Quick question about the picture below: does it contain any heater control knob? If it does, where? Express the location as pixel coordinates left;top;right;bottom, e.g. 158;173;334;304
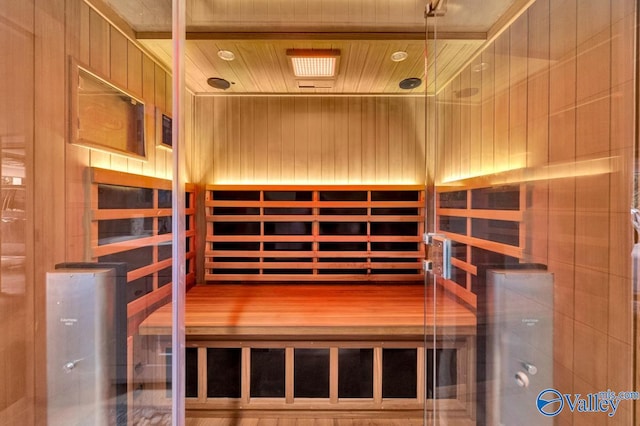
515;371;530;388
63;360;79;373
522;362;538;376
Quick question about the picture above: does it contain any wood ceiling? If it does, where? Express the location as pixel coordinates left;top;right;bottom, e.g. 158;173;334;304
101;0;529;95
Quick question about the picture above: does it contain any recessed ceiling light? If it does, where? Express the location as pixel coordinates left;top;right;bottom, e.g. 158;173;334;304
390;51;408;62
286;49;340;78
217;50;235;61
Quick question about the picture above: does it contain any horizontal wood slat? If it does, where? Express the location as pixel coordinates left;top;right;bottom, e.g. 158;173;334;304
92;234;172;258
205;185;425;282
91;166;173;190
206;200;424;208
90;167;197;319
207;250;423;258
205;261;422;269
208;215;425;223
93;208;173;220
203;274;425;282
436;181;525;307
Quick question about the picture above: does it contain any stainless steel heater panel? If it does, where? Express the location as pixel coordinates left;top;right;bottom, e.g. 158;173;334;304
46;268;116;426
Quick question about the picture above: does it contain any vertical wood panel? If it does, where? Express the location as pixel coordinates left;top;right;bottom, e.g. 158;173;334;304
493;32;510;171
196;95;426;185
509;13;528;169
361;97;377;182
459;68;471;178
320;97;335;182
527;0;550;168
307;97;322;182
109;27;127;89
240;98;254;181
415;97;426;183
34;0;66;418
213;97;228;182
375;97;389;181
450;76;461;180
402;98;417;183
153;64;169;177
88;9;111;169
294;97;309;182
469;57;482;177
481;42;495;174
281;97;296;182
267;97;282;182
127;41;143;97
387;97;403;182
348;98;362;182
141;55;157;176
253;97;269;182
88;8;109;76
334;98;349;182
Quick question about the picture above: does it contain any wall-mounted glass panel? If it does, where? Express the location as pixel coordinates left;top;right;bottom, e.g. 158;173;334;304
338;349;373;398
98;184;153;209
382;349;417;398
471;186;519;210
294;349;330;398
264;222;312;235
158;216;172;235
158;189;172;208
250;349;285;398
319;222;366;235
212;191;260;201
98;246;153;271
320;191;367;201
471;218;519;246
98;218;153;245
427;349;457;399
185;348;198;398
371;191;419;201
158;266;172;287
438;191;466;209
212;222;260;235
207;348;241;398
126;274;153;302
439;216;466;235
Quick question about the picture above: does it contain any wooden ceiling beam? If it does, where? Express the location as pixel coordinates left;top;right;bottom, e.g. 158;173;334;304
135;31;487;42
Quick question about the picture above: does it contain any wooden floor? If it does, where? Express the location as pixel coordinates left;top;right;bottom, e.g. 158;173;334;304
139;284;476;338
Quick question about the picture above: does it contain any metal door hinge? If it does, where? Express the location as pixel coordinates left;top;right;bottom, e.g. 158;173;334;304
424;233;452;279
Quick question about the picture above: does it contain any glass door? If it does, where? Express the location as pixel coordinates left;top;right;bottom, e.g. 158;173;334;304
429;0;638;424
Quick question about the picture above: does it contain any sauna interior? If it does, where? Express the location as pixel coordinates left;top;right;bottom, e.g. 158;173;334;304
1;0;638;425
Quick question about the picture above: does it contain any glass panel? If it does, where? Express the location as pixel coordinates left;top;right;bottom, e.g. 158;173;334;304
382;349;417;398
98;218;153;245
338;349;373;399
431;2;638;426
427;349;457;399
185;348;198;398
294;349;330;398
98;184;153;209
250;349;285;398
207;348;242;398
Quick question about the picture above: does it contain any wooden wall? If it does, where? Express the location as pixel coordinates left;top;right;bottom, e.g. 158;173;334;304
0;0;189;423
0;1;35;424
192;96;426;185
434;0;636;424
